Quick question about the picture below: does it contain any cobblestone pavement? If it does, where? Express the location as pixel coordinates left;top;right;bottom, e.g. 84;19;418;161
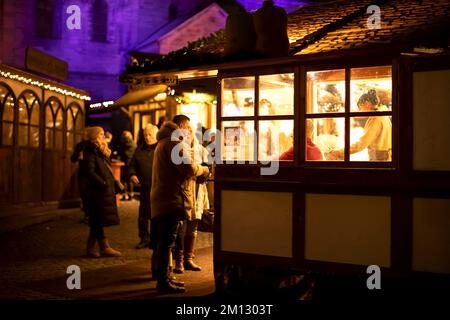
0;200;213;299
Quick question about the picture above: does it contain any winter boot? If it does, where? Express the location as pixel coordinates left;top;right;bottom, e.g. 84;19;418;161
184;234;202;271
86;237;100;258
173;249;184;274
98;238;122;257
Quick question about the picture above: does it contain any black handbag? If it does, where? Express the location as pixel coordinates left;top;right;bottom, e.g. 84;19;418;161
198;209;214;233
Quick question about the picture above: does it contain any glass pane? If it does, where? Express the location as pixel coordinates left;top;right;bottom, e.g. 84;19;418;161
351;66;392;112
75;112;84;132
30;126;40;148
45;128;54;149
66;131;74;150
350;116;392;162
310;117;345;161
350;66;392;112
72;105;79;118
222;77;255;117
221;120;255;161
0;85;8;104
259;74;294;116
259;120;294;161
45;106;54;128
18;124;28;147
67;109;74;131
18;99;29;124
25;92;37;107
55;108;63;129
55;130;63;150
2;95;15;121
307;70;345;114
30;102;40;126
2;122;13;145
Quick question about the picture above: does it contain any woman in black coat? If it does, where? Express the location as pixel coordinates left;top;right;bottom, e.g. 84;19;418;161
82;126;121;258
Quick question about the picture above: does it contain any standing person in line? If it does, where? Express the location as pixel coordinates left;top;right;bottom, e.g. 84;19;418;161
71;128;90;223
82;126;122;258
173;127;210;274
118;130;137;200
151;115;209;293
129;124;158;249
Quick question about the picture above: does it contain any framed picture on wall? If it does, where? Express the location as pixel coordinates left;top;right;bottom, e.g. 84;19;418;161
224;126;240;146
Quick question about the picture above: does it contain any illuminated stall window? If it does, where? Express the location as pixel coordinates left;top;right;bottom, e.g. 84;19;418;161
0;84;15;146
220;73;295;162
222;120;255;162
45;99;64;150
222;77;255;117
306;66;392;163
17;91;40;148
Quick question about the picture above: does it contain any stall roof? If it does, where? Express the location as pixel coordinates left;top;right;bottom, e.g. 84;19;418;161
113;85;166;107
122;0;450;77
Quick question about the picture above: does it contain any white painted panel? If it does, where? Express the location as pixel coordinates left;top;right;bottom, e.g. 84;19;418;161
221;190;292;257
305;194;391;267
413;70;450;170
413;198;450;274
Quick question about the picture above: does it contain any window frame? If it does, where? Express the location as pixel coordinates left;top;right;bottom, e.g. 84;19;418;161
218;66;298;166
17;90;41;149
303;64;395;169
217;62;397;171
44;97;64;150
67;102;83;150
0;82;16;147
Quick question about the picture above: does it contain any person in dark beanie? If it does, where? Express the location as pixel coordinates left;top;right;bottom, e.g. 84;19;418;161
129;124;158;249
82;126;121;258
151;115;209;293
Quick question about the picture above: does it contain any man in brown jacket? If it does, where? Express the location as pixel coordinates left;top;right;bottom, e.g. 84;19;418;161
151;115;209;293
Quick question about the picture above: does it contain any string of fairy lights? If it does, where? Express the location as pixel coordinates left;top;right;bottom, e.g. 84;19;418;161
0;69;91;101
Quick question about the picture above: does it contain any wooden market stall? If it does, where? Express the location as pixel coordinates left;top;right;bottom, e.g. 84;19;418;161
0;64;90;212
121;0;450;294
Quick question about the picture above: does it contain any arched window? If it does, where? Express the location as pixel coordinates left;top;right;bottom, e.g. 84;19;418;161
66;103;84;150
74;104;84;144
45;98;63;150
35;0;61;38
0;83;15;146
91;0;108;42
17;91;41;148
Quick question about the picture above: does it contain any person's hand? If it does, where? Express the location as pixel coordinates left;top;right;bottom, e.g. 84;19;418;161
327;149;344;160
79;151;84;160
203;166;210;177
130;175;140;185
